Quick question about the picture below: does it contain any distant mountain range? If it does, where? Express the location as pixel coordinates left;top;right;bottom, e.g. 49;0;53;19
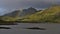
4;7;39;17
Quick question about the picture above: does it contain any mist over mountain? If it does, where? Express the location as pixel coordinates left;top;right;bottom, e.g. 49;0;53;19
3;10;21;17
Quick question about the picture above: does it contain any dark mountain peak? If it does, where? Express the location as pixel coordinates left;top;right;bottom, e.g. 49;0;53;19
28;7;37;11
23;7;37;12
20;7;37;16
23;7;37;11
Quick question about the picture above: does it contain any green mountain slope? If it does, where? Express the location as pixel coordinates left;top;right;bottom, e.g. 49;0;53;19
21;5;60;23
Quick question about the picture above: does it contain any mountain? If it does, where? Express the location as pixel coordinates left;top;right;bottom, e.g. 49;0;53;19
4;10;21;17
1;7;42;21
20;7;37;16
4;7;37;17
21;5;60;23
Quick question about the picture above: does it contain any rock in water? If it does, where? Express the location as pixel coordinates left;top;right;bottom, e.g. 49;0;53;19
0;27;11;29
26;27;46;30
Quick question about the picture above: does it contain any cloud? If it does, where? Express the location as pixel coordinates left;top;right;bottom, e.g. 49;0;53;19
0;0;60;15
0;0;60;9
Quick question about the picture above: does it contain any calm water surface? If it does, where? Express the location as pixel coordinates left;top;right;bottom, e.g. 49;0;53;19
0;23;60;34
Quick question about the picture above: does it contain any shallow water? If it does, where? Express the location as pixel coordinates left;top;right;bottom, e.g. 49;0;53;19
0;23;60;34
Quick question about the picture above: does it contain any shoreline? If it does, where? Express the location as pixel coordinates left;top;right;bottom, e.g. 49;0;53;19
0;21;60;25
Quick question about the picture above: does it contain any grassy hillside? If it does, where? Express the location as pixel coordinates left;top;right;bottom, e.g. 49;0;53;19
21;5;60;23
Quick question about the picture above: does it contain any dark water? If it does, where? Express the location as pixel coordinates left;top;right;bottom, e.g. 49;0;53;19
0;23;60;34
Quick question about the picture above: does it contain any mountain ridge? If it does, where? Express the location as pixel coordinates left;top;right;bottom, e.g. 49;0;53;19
21;5;60;23
4;7;37;17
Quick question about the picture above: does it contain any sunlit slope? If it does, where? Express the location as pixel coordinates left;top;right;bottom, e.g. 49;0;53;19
22;6;60;23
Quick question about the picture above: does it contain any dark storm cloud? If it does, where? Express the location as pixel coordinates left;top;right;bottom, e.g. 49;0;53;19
0;0;60;15
0;0;60;9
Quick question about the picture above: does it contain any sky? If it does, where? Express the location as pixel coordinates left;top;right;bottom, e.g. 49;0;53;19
0;0;60;15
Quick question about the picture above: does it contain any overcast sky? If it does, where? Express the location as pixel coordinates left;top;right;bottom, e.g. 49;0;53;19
0;0;60;15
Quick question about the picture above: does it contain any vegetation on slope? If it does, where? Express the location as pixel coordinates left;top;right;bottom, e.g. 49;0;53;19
21;5;60;23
